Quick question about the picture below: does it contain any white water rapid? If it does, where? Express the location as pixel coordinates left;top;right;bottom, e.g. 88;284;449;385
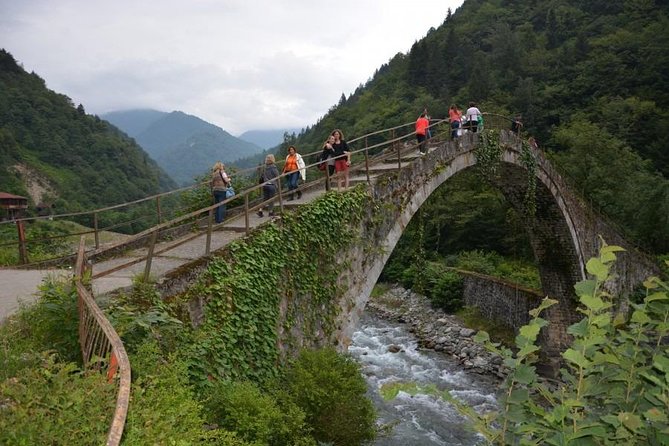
350;312;499;445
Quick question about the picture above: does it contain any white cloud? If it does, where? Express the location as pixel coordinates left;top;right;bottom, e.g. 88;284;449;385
1;0;464;134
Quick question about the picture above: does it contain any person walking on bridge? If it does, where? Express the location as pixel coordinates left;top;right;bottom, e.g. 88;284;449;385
448;104;462;139
332;129;351;190
211;161;231;224
415;112;430;155
258;154;279;217
321;135;336;191
282;145;305;201
465;102;482;133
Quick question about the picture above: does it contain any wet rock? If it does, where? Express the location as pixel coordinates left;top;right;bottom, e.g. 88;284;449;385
367;284;507;382
388;344;402;353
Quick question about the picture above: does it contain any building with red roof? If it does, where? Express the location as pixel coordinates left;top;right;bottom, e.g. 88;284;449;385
0;192;28;221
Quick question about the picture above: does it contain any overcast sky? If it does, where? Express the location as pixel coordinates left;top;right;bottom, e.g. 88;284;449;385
1;0;464;135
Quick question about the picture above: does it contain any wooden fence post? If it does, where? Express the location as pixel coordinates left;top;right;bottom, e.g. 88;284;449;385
93;212;100;249
16;219;28;264
143;231;158;282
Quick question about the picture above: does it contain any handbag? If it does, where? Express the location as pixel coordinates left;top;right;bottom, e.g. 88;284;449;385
225;187;235;199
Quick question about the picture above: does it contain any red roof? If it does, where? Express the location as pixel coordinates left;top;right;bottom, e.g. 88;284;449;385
0;192;28;200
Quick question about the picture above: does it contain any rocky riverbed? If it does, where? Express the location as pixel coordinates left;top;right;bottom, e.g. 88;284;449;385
367;284;509;380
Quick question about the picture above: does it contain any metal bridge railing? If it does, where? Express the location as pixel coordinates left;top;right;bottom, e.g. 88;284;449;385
0;113;518;271
74;237;131;446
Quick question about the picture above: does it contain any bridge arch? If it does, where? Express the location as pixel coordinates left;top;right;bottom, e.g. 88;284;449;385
336;131;656;358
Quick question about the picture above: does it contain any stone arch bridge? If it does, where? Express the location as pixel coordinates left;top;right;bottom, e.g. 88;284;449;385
310;131;657;356
164;130;658;359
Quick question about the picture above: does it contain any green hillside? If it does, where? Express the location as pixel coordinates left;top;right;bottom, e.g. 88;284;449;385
101;108;166;138
105;110;264;185
287;0;669;254
0;50;175;214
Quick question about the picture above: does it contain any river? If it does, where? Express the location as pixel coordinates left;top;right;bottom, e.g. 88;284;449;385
349;312;499;446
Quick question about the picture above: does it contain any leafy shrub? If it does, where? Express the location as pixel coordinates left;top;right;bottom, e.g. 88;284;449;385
122;342;226;445
455;249;501;275
457;245;669;444
0;276;81;374
378;250;410;284
424;264;464;312
0;354;115;445
203;379;315;446
399;263;421;291
105;278;185;354
281;348;377;446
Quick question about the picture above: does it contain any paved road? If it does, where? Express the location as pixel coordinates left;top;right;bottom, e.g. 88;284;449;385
0;269;70;321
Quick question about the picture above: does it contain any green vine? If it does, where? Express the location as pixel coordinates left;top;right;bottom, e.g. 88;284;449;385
475;130;539;217
520;140;538;217
181;187;369;385
474;129;503;179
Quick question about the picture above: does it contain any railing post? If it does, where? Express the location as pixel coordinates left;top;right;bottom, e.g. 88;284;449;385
244;194;250;235
325;160;331;191
277;178;284;214
93;212;100;249
364;136;370;184
155;196;162;224
395;129;401;172
205;208;213;256
143;231;158;282
16;219;28;264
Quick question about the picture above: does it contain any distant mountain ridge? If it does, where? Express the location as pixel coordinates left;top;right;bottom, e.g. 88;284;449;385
103;110;263;185
0;49;174;214
238;128;303;151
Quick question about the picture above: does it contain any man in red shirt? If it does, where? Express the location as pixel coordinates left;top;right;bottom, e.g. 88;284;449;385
415;112;430;155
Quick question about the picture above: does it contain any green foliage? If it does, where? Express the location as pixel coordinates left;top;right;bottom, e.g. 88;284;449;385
456;250;541;290
105;277;185;354
0;276;81;372
424;264;464;312
281;348;377;446
203;379;315;446
181;187;368;385
455;244;669;444
287;1;669;255
0;49;174;214
385;247;540;302
0;354;116;446
474;129;504;179
122;342;235;445
457;306;516;348
0;219;73;266
553;120;669;252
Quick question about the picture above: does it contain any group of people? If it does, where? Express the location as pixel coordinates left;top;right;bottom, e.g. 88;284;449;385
211;128;352;222
415;102;484;153
448;102;483;139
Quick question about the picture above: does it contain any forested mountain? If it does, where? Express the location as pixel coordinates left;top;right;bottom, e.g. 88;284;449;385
0;50;175;214
238;128;303;150
102;109;166;138
104;110;264;185
285;0;669;255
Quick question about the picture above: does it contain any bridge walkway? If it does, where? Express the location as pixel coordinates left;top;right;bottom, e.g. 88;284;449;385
1;146;426;316
90;150;427;294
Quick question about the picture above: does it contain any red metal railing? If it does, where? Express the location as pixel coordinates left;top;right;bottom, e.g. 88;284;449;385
74;237;131;446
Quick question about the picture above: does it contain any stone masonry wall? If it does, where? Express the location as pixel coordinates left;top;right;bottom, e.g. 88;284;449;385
459;270;544;330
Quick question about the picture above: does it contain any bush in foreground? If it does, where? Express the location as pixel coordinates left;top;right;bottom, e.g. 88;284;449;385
281;348;377;446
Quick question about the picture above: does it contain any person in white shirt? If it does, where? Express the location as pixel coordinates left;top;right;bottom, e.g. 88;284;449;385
465;102;482;133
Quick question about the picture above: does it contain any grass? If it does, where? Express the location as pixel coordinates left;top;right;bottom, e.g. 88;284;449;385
456;306;516;348
0;219;131;266
369;282;405;309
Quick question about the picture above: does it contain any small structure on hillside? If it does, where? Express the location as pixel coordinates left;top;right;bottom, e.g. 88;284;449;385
36;202;54;218
0;192;28;221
